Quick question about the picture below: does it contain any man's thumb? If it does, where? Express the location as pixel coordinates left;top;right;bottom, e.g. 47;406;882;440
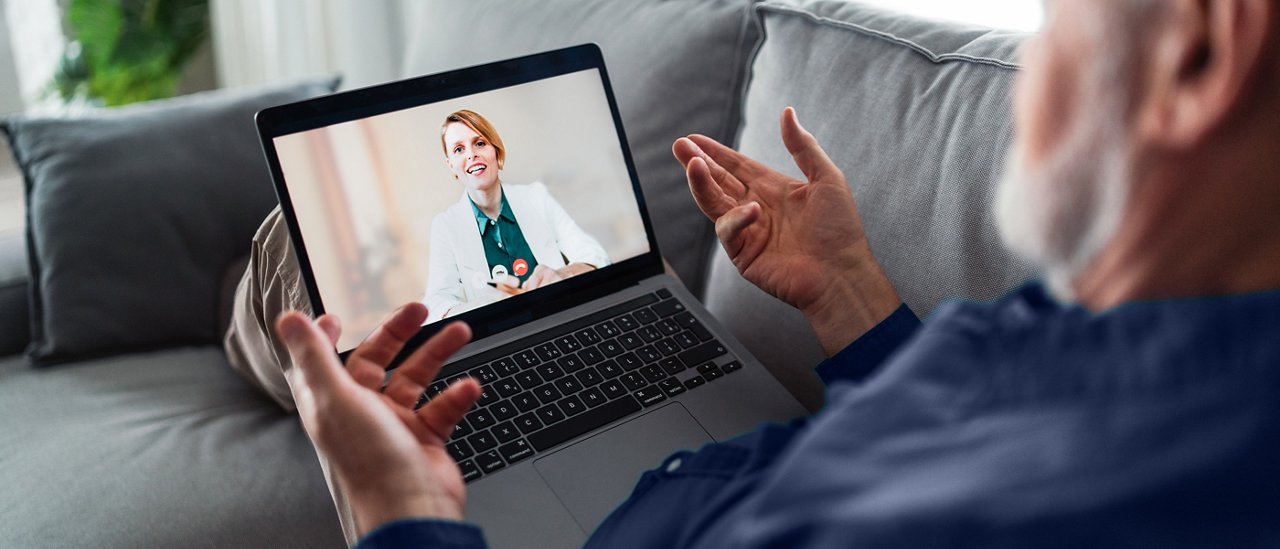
277;312;344;390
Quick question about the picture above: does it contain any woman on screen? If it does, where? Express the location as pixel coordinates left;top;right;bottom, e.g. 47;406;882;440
423;109;610;321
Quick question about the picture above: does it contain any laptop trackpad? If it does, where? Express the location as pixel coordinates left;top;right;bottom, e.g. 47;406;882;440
533;403;712;532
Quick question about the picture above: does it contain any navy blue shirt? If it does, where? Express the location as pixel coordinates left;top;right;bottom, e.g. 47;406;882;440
358;282;1280;548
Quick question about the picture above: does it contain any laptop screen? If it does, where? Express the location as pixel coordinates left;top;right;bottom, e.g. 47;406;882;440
265;62;653;353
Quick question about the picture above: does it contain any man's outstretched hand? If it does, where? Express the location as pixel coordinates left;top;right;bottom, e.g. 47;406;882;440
673;107;901;355
277;304;480;537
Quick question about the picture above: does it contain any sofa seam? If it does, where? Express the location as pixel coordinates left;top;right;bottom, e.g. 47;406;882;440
756;2;1022;71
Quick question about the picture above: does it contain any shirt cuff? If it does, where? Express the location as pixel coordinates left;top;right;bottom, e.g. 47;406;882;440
355;518;487;549
814;304;921;386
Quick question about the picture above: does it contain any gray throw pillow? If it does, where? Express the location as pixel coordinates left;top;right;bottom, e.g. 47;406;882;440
401;0;760;296
703;1;1036;408
1;78;338;365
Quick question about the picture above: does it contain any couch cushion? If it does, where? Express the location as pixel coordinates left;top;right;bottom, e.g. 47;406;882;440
0;347;343;547
401;0;759;296
1;79;337;365
704;1;1036;409
0;232;28;355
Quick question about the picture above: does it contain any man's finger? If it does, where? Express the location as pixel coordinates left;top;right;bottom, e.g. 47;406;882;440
715;202;761;260
780;107;841;184
383;321;474;408
417;378;482;444
687;134;773;186
346;304;430;390
316;314;342;346
277;312;349;396
687;157;738;220
674;137;748;199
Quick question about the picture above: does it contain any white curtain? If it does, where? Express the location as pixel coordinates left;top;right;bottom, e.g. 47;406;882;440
210;0;424;91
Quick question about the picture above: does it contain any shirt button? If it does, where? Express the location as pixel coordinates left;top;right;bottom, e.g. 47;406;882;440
665;458;682;473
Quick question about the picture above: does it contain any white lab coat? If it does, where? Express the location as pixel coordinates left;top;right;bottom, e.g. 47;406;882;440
423;182;610;321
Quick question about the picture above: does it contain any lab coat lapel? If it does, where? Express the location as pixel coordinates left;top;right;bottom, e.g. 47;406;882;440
506;184;563;268
450;192;490;280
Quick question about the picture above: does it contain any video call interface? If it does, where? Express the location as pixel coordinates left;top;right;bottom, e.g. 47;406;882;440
274;69;651;352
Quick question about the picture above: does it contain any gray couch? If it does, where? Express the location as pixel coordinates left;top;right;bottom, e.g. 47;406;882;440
0;1;1033;546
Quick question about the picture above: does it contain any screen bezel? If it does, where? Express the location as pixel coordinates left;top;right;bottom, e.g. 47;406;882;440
255;44;663;361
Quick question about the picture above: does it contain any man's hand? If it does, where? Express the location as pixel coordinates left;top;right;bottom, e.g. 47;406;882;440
277;304;480;537
673;107;901;355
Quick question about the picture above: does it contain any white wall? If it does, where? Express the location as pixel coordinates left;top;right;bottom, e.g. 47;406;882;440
0;1;24;115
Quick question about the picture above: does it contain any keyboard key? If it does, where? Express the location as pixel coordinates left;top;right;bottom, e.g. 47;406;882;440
576;367;604;387
467;408;496;430
679;341;727;369
659;358;685;375
597;360;624;379
557;354;585;373
655;339;681;357
493;357;520;377
554;376;584;395
634;387;667;407
558;395;587;416
492;422;521;443
637;345;664;363
514;413;543;434
600;379;627;399
656;318;682;337
580;387;607;408
723;361;743;373
651;299;686;317
536;404;567;425
674;331;701;350
683;376;706;389
459;459;482;482
468;430;497;452
617;352;643;371
515;370;544;390
426;380;448;399
640;365;665;383
702;368;725;381
473;365;499;384
615;314;638;332
595;320;621;339
555;335;582;354
578;346;606;365
656;288;673;299
528;396;642;452
574;328;602;346
619;333;643;350
452;417;473;439
537;363;565;381
633;307;659;324
514;350;541;369
638;325;663;343
533;384;562;405
499;439;534;464
494;379;522;398
673;312;713;342
659;377;687;397
512;392;540;413
477;450;505;473
447;439;474;461
599;339;624;357
477;387;500;407
490;400;519;421
534;342;561;362
620;372;647;391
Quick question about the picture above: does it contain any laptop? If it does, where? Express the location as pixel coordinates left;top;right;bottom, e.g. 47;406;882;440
256;44;807;548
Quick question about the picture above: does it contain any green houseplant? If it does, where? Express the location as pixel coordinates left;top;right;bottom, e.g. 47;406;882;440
51;0;210;107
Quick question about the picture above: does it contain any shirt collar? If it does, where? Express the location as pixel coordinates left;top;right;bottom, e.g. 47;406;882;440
470;191;515;234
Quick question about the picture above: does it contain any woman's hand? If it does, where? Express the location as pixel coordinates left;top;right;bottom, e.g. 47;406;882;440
520;263;595;291
672;107;901;355
277;304;480;537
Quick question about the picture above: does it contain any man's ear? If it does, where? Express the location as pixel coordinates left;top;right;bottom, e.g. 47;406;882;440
1138;0;1274;149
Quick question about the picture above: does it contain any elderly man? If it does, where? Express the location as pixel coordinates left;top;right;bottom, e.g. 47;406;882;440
274;0;1280;546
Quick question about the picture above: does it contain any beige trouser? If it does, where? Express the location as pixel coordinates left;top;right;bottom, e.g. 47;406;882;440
222;208;360;544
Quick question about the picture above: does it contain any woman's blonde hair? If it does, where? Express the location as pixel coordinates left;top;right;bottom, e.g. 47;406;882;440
440;109;506;169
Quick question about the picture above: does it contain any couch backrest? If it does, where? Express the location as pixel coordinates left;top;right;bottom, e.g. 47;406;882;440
704;1;1037;407
400;0;762;295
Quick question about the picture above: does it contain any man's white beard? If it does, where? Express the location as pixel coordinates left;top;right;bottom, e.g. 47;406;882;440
994;115;1132;303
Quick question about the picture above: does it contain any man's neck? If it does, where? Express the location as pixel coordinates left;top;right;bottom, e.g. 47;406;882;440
1074;152;1280;310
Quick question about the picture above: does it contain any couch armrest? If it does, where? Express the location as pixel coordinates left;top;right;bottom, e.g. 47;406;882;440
0;232;30;356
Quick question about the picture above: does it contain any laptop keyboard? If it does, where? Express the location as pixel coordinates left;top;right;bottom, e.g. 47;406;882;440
413;289;743;483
